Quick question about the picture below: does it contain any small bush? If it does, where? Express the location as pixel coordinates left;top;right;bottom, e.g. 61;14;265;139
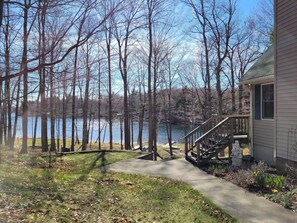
234;169;254;187
208;164;229;176
253;171;266;188
251;161;268;174
283;189;297;208
265;175;285;190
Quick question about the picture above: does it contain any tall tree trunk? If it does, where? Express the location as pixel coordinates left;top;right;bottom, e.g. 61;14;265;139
106;27;113;150
137;68;145;149
32;93;40;149
129;93;134;148
20;0;29;154
200;1;211;119
5;68;12;147
62;71;67;150
167;73;173;156
97;62;101;151
123;80;130;149
0;81;3;145
71;15;85;151
215;67;223;117
11;77;21;150
152;65;158;160
82;49;90;151
71;46;79;152
147;0;153;154
137;104;144;149
49;51;56;152
4;12;11;146
56;87;60;152
229;52;236;114
120;116;123;150
39;0;48;152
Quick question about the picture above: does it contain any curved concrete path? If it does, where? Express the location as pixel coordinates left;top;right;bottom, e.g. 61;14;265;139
103;158;297;223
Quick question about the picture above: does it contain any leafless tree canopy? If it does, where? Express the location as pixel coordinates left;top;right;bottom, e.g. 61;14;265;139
0;0;272;153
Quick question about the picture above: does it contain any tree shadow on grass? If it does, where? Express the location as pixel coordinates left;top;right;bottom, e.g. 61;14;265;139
78;151;107;181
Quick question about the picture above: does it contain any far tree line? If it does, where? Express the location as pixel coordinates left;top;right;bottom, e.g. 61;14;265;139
0;0;273;159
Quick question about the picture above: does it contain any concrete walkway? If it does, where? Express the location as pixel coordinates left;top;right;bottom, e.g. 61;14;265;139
103;158;297;223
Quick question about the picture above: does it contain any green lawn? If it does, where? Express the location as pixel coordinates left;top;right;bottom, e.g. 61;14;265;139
0;148;236;223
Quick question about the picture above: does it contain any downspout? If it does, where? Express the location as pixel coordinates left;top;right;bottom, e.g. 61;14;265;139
249;84;254;158
273;0;277;165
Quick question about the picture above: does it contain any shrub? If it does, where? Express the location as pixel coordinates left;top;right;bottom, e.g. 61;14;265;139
265;175;285;190
208;164;229;176
251;161;268;174
253;172;285;190
234;169;254;187
283;189;297;208
253;171;266;188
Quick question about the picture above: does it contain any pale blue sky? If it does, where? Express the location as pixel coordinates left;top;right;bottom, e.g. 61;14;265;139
238;0;260;17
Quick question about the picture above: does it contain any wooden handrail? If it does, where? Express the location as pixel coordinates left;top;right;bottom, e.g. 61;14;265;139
222;114;250;118
184;114;249;160
184;116;215;138
195;117;230;144
184;115;222;153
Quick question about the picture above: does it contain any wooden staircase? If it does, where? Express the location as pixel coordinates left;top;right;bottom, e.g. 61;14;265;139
184;115;249;166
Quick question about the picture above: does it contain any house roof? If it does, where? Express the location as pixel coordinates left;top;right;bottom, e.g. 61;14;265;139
240;45;274;84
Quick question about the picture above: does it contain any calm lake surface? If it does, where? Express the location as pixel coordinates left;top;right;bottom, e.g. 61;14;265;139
15;116;192;144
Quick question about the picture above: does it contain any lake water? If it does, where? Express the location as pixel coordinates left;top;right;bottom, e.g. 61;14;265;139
15;116;191;145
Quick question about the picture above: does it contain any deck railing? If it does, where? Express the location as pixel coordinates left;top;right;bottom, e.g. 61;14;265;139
185;115;250;164
184;115;221;156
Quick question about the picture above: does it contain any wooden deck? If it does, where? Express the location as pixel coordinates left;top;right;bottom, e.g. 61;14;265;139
184;115;250;166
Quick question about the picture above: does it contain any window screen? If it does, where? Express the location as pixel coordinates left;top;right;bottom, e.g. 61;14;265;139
262;84;274;119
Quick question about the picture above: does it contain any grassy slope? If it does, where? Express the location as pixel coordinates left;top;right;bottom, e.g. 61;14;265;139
0;149;236;223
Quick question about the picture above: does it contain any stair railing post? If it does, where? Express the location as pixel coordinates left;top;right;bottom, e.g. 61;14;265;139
196;141;201;166
229;118;234;164
185;137;188;156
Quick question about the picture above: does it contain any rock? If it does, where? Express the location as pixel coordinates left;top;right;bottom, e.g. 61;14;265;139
232;141;242;167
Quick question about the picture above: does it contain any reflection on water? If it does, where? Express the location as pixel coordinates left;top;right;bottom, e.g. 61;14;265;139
15;116;191;144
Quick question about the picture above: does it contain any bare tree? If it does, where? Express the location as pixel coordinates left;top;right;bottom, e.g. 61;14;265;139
225;19;262;113
161;53;184;155
102;1;115;150
0;0;4;29
254;0;274;44
19;0;33;154
2;2;12;147
185;0;237;117
184;0;213;119
70;19;84;152
113;0;145;150
81;40;93;151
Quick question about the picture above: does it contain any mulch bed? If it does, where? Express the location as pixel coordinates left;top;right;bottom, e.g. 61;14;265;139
202;162;297;212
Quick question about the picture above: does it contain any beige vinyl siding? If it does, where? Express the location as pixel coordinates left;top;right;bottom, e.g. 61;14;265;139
252;85;275;165
254;120;274;148
253;120;274;165
276;0;297;161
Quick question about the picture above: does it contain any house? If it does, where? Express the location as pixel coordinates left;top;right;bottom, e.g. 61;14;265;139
240;0;297;173
274;0;297;173
240;46;275;165
184;1;297;174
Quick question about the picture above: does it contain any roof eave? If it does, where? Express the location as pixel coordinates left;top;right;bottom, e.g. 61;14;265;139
239;74;274;85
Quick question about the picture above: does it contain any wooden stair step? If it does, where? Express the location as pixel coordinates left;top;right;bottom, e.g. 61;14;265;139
185;155;197;165
191;151;198;158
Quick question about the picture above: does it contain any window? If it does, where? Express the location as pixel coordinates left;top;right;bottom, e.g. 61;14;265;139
254;84;274;120
262;84;274;119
